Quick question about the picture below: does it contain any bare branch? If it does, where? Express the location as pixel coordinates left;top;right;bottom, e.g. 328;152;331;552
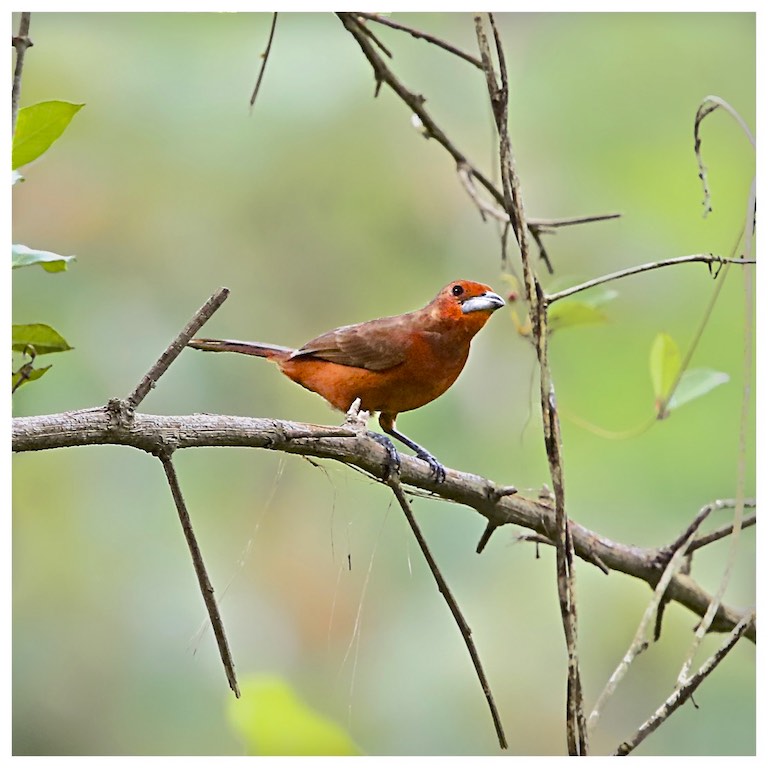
387;479;507;750
126;287;229;410
689;511;755;554
475;12;587;753
160;453;239;698
12;12;33;134
546;254;755;304
614;610;755;756
249;12;278;108
12;406;756;644
588;507;712;732
354;12;485;70
337;12;615;270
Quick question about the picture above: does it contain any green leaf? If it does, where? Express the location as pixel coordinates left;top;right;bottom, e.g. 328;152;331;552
668;368;729;412
12;100;85;170
228;676;361;756
549;299;609;332
12;244;76;272
12;323;73;355
650;332;681;410
12;364;51;391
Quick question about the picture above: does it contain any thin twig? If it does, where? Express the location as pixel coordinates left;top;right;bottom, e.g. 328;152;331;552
126;287;229;409
689;511;755;554
12;12;33;134
354;12;484;70
160;453;239;697
458;163;621;234
587;507;712;732
675;244;755;687
530;213;622;230
387;478;508;750
546;255;754;304
338;12;615;268
249;12;278;108
614;611;755;756
475;13;588;754
694;95;756;217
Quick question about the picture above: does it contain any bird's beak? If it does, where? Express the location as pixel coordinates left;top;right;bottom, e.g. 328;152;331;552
461;291;505;314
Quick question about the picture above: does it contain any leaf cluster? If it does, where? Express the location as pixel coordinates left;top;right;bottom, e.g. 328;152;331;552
12;100;83;392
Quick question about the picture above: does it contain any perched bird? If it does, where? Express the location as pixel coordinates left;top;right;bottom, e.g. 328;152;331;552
189;279;504;482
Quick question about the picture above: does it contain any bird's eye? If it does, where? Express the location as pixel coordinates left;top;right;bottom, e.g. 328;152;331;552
451;284;465;297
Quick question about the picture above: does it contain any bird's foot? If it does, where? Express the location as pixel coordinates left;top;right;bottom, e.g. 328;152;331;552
368;431;401;480
414;449;446;484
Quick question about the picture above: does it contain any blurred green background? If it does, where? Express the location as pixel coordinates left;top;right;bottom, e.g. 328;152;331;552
12;12;755;756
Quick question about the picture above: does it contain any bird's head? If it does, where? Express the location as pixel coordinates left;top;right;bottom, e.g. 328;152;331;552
432;279;505;317
422;280;505;337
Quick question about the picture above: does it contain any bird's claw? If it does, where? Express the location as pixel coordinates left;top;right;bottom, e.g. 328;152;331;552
368;432;402;480
417;450;446;483
369;432;446;483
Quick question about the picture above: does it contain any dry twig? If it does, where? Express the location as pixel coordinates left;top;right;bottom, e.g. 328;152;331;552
387;479;507;749
250;12;278;108
12;12;33;133
614;611;755;756
474;13;587;753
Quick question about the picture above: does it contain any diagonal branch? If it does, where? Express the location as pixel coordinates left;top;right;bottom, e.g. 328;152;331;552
354;12;485;70
337;12;615;269
614;610;755;756
249;12;278;108
387;478;507;750
126;287;230;410
160;452;239;697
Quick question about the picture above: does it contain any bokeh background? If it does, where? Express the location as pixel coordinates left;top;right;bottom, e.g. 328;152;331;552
12;12;755;756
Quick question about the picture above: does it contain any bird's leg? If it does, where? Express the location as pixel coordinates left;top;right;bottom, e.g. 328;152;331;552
378;413;446;483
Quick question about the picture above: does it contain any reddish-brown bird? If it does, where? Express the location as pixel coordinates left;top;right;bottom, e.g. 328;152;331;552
189;280;504;481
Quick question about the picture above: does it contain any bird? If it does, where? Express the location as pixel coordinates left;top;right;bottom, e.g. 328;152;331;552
188;279;504;482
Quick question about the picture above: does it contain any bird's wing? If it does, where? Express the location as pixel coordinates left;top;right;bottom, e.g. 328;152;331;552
291;315;413;371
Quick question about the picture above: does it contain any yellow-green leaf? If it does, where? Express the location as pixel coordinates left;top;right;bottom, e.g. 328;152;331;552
12;100;85;170
12;323;72;355
228;676;361;756
549;299;609;332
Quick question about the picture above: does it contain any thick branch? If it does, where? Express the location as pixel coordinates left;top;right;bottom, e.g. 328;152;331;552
13;407;755;644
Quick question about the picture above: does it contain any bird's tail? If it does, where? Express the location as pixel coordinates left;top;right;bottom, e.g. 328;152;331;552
188;338;293;361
